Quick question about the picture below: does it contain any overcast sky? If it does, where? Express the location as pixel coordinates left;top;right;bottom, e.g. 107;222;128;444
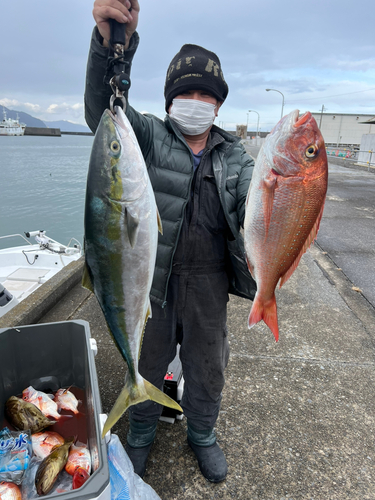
1;0;374;131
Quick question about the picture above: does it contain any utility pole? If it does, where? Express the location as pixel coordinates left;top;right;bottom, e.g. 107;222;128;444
265;89;284;120
319;105;326;129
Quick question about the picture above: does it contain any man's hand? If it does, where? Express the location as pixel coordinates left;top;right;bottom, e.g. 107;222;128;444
93;0;140;49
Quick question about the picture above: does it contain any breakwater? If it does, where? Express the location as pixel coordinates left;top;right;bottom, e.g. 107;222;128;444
24;127;61;137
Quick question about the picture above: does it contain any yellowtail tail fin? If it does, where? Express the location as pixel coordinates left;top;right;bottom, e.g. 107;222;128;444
101;376;182;438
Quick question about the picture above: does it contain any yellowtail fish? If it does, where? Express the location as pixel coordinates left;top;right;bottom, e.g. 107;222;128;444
83;105;182;438
244;110;328;341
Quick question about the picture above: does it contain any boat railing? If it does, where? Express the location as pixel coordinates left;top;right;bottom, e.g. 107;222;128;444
0;233;33;246
64;238;82;255
0;232;82;255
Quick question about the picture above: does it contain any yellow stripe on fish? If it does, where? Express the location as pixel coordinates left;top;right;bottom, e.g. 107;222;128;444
83;106;181;438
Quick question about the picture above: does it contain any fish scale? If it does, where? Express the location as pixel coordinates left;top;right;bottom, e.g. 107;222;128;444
244;109;328;341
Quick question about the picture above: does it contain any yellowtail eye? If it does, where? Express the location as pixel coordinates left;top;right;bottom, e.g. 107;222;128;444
305;144;318;158
110;141;120;153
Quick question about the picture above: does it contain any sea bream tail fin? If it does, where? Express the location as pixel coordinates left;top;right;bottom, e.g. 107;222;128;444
248;293;279;342
101;375;182;438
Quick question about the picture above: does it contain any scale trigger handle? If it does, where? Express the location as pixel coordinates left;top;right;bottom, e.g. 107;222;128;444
110;18;126;46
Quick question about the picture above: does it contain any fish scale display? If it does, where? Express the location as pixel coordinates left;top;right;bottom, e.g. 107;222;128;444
244;109;328;341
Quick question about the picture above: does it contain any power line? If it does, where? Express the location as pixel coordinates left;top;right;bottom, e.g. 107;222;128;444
285;87;375;104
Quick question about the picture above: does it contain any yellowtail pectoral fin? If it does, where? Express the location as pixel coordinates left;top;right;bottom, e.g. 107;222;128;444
82;263;94;293
101;376;183;438
125;208;140;248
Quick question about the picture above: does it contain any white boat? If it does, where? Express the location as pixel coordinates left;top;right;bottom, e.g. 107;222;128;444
0;230;82;318
0;107;26;136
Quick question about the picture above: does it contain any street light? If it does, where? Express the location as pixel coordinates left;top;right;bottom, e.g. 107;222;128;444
248;110;260;146
266;88;284;120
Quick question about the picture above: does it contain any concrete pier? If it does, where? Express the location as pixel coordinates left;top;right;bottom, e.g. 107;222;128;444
1;158;374;499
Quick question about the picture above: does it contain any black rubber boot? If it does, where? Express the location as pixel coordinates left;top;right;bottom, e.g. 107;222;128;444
125;419;157;478
125;442;153;478
187;423;228;483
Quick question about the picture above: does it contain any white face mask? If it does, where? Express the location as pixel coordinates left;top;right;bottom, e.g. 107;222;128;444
169;99;217;136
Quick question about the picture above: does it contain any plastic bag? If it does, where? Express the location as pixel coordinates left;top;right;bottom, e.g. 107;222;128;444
107;434;161;500
0;427;32;485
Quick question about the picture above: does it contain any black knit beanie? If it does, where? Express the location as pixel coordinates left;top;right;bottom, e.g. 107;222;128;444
164;44;229;112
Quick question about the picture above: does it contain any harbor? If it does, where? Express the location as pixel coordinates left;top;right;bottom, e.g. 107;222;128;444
1;155;374;499
1;0;375;497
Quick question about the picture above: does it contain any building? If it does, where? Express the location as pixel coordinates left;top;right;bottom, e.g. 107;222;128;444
311;112;375;147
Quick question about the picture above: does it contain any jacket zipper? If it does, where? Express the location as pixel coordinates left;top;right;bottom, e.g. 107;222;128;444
161;121;195;308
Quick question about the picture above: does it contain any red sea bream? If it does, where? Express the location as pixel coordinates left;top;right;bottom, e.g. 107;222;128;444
244;110;328;341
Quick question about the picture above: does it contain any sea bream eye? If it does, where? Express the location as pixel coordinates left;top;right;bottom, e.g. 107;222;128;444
110;141;120;153
305;144;318;158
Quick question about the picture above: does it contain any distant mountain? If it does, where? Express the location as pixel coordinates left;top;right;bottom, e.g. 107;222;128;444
1;106;46;128
43;120;91;133
1;106;90;132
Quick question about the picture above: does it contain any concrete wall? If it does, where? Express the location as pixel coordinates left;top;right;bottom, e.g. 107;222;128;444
245;137;266;147
311;113;374;146
24;127;61;137
358;134;375;165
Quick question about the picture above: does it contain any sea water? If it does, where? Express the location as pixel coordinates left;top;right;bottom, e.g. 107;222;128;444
0;135;94;250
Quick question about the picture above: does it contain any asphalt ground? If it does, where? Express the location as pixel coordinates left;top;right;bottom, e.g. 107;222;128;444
1;150;375;499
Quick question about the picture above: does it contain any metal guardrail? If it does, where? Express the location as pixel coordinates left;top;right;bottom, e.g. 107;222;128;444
326;147;375;169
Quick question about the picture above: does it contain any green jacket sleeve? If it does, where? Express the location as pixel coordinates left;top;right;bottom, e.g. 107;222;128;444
84;27;150;139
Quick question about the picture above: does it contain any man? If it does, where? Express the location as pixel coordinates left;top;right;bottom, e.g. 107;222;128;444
85;0;256;483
